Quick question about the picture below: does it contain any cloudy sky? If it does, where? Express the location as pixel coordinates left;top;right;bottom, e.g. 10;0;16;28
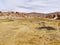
0;0;60;13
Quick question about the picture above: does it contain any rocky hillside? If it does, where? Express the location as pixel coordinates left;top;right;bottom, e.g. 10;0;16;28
0;11;60;19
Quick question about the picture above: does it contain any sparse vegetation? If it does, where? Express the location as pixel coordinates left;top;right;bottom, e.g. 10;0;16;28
0;18;60;45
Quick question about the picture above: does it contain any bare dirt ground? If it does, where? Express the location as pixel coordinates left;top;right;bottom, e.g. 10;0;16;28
0;18;60;45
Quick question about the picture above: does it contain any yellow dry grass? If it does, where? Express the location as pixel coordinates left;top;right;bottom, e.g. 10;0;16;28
0;18;60;45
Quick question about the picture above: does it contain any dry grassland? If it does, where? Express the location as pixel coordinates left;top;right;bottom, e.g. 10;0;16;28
0;18;60;45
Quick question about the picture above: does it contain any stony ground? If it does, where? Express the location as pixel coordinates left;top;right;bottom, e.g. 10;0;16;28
0;18;60;45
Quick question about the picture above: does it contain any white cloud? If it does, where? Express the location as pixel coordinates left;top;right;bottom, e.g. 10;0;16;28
0;0;60;13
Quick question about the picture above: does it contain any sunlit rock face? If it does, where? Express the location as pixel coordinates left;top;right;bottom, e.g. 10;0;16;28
47;12;60;19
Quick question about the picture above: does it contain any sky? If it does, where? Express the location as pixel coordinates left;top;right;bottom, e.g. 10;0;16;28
0;0;60;13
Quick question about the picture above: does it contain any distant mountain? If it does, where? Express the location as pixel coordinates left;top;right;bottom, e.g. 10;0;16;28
0;11;60;19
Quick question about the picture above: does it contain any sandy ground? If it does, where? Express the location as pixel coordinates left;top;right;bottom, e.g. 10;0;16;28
0;18;60;45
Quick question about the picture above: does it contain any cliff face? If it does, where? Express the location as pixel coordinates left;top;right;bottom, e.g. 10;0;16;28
0;11;60;19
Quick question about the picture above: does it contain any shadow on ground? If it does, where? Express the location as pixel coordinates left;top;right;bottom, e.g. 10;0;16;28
37;26;56;30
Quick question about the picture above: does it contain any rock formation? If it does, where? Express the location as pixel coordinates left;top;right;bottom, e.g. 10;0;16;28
0;11;60;19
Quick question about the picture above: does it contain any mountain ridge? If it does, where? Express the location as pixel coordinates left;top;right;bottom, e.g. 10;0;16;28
0;11;60;19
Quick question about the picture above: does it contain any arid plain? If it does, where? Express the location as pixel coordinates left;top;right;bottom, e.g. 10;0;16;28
0;18;60;45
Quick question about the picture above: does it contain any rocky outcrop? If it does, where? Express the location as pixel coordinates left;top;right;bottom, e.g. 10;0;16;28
47;12;60;19
0;11;60;19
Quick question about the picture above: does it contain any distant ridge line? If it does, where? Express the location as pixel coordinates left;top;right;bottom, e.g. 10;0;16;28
0;11;60;19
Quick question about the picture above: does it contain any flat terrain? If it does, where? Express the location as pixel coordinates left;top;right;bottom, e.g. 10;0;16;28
0;18;60;45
